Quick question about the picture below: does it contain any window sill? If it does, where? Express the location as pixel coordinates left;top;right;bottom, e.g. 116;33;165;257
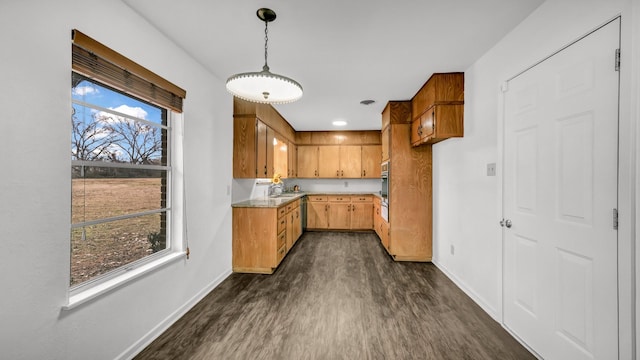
63;251;186;311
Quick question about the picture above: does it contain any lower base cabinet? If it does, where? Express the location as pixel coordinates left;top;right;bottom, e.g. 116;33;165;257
232;199;301;274
306;194;373;230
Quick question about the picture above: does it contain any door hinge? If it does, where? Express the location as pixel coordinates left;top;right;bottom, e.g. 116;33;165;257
613;208;618;230
615;49;621;71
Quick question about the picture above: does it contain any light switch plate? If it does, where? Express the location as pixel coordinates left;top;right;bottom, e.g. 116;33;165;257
487;163;496;176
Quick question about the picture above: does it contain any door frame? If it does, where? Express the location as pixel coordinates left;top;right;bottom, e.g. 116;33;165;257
496;15;636;359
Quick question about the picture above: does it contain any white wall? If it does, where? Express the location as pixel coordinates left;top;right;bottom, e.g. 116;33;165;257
0;1;233;359
432;0;637;357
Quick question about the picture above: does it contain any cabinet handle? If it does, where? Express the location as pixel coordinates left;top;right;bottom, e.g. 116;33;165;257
336;170;339;176
362;169;366;177
264;165;267;176
432;110;436;130
341;170;344;177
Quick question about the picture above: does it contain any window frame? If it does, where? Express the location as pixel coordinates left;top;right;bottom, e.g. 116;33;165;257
65;108;185;310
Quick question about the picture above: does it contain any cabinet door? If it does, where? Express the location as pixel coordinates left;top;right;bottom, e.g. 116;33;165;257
286;210;294;251
430;104;464;143
307;201;328;229
297;146;318;178
351;203;373;229
293;207;302;242
420;109;435;140
328;203;351;229
233;117;257;178
380;220;390;252
256;120;268;178
361;145;381;178
381;127;390;162
266;127;275;178
318;146;340;178
373;201;381;238
288;142;298;178
340;145;362;178
410;118;423;146
273;134;288;178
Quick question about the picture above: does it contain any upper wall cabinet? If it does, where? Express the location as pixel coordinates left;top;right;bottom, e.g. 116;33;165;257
410;73;464;146
233;98;295;179
297;144;381;179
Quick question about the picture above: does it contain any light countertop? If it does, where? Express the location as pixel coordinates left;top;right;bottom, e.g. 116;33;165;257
231;192;381;208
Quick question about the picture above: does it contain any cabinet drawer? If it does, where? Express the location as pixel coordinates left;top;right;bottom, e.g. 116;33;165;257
278;207;286;218
351;195;372;203
278;217;286;233
308;195;327;202
277;230;286;249
328;195;350;202
286;203;294;213
277;244;286;263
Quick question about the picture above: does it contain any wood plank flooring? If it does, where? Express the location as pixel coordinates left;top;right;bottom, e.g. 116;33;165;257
135;232;534;360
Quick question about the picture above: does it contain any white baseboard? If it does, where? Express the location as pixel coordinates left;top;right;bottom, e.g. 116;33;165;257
431;259;499;321
116;268;233;360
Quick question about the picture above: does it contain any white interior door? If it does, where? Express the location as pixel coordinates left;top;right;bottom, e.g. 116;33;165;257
503;19;619;360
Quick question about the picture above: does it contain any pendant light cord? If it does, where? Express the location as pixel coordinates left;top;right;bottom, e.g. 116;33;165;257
263;21;269;71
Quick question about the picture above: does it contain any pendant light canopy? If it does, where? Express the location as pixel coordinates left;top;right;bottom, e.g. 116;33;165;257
226;8;303;104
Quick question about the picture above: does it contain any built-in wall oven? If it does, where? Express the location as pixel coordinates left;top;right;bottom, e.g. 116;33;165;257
381;161;389;222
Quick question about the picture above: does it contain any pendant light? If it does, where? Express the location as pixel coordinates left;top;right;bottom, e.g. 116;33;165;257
226;8;303;104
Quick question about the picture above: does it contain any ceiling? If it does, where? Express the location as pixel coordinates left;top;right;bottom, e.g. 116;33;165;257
122;0;544;131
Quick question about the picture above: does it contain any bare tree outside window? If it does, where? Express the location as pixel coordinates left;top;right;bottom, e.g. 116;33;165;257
71;73;168;287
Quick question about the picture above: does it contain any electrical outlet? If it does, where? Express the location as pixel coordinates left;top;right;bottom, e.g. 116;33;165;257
487;163;496;176
344;181;349;188
450;245;455;255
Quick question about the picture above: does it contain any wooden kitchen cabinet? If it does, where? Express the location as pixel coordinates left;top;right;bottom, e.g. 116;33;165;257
350;195;373;229
327;195;351;229
379;101;432;261
318;146;340;177
340;146;362;178
307;195;329;229
288;141;298;178
298;145;379;179
381;127;390;162
233;97;296;179
307;194;373;230
297;146;318;178
233;207;285;274
272;131;288;178
373;196;381;238
233;198;302;274
233;117;288;179
380;220;389;251
411;105;464;146
411;73;464;146
361;145;381;178
285;199;301;250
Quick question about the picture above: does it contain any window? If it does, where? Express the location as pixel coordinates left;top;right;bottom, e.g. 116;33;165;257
70;30;186;292
71;73;170;287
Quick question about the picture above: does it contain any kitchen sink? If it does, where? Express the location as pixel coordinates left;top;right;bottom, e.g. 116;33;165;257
276;193;300;198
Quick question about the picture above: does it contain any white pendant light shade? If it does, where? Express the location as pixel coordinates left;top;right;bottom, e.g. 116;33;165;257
226;8;303;104
226;69;303;104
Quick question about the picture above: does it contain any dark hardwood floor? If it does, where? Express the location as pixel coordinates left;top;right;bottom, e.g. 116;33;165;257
135;232;534;360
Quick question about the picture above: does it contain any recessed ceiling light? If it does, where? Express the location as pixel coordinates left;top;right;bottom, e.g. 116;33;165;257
360;99;375;105
332;120;347;127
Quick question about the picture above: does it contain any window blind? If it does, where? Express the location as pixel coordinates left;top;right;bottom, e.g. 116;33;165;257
72;29;186;113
